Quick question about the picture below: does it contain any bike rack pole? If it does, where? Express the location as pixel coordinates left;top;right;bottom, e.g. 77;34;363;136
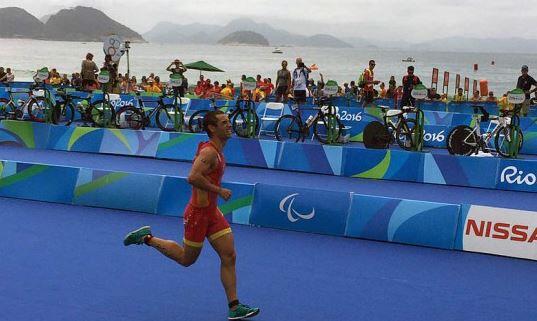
412;100;425;152
509;111;521;158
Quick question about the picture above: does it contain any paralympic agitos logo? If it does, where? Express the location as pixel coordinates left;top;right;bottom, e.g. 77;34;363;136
279;193;315;222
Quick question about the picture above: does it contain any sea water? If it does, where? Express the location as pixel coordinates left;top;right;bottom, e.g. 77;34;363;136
1;38;536;96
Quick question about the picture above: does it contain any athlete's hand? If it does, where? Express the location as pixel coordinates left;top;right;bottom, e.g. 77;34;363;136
219;188;232;201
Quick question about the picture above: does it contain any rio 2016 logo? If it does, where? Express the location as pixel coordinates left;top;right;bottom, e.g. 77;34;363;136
279;193;315;222
500;166;536;186
110;99;135;108
423;130;445;142
337;110;362;122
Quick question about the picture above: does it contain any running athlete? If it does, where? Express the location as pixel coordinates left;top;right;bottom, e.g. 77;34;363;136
123;110;259;320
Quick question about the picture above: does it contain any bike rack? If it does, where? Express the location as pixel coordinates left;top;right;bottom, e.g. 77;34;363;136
508;110;521;158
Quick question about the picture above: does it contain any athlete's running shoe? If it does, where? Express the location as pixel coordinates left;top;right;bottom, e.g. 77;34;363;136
228;303;260;320
123;226;152;246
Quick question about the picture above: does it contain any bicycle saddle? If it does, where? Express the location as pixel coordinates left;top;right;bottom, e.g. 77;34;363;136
385;109;403;117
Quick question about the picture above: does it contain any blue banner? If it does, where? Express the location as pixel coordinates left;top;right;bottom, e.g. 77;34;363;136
250;183;351;236
496;159;537;192
345;194;460;249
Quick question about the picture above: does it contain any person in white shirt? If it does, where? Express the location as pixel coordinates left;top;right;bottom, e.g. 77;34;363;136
292;57;311;108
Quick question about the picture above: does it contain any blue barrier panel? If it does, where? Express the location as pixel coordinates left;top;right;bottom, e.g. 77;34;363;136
454;204;537;260
0;120;51;149
419;101;447;112
496;159;537;193
423;125;449;148
343;148;422;182
0;161;79;203
419;153;499;188
47;125;104;153
423;110;453;126
225;138;281;169
73;168;163;213
277;142;344;175
250;183;351;236
345;194;460;249
156;176;254;224
99;128;160;157
155;132;206;161
520;118;537;155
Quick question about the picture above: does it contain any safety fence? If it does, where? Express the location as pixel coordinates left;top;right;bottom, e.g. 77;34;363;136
1;120;536;193
0;159;535;261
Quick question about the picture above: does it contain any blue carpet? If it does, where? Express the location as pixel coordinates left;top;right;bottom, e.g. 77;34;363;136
1;197;536;321
0;146;535;211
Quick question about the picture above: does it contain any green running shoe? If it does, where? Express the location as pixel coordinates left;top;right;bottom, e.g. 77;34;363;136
228;303;260;320
123;226;152;246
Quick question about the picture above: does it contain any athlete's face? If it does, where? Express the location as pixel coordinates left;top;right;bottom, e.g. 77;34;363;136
212;114;232;140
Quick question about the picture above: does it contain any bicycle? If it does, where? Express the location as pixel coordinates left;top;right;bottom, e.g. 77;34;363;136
188;96;259;138
26;82;58;123
446;105;523;157
115;89;185;131
0;83;44;121
51;88;92;126
274;96;344;144
87;71;117;128
362;105;417;150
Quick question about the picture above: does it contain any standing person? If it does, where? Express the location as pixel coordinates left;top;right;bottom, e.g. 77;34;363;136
0;68;14;82
516;65;537;117
275;60;291;102
399;66;421;108
292;57;311;108
102;54;119;93
123;110;260;320
361;59;380;106
0;67;5;81
81;53;99;90
167;59;188;97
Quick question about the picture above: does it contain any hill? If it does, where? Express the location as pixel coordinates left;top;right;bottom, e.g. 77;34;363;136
0;7;45;39
218;31;269;46
44;6;144;42
145;18;353;48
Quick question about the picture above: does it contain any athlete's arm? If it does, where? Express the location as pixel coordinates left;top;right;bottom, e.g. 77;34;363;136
187;148;232;200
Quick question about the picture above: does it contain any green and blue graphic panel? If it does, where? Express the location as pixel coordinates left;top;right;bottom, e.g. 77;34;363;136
47;125;104;153
0;161;79;203
155;132;206;161
277;143;344;175
343;148;423;182
72;168;163;213
99;128;160;157
0;120;51;148
225;138;281;169
345;194;460;249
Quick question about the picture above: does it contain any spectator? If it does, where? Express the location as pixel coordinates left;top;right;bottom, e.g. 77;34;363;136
194;81;204;96
361;59;380;106
292;57;311;107
379;82;387;98
49;69;62;85
61;74;70;86
102;54;119;93
498;93;512;112
166;59;188;97
154;76;163;91
470;90;481;102
144;78;162;94
516;65;537;116
343;83;350;93
400;66;421;108
429;87;441;100
220;81;234;100
486;91;497;102
71;73;82;88
0;68;14;82
350;81;359;96
81;53;99;90
0;67;6;81
275;60;291;102
265;78;274;98
453;88;466;102
387;76;396;98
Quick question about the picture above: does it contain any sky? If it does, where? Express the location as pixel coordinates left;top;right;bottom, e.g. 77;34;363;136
2;0;537;42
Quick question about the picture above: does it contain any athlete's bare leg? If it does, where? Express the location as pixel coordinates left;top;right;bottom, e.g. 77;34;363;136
146;237;202;267
209;233;238;304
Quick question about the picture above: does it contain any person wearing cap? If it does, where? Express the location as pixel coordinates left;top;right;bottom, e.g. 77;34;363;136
167;59;188;97
516;65;537;117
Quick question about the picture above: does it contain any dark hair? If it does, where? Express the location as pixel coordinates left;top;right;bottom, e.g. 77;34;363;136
86;53;93;60
369;60;375;64
408;66;414;71
203;110;225;137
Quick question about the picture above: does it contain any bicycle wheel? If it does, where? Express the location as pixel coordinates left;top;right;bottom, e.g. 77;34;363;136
447;125;477;156
363;121;390;149
313;113;342;144
188;109;208;133
274;114;302;142
52;102;75;126
116;106;144;130
27;97;49;122
395;119;417;151
89;100;116;128
156;104;184;132
232;109;259;138
0;98;13;119
495;125;524;157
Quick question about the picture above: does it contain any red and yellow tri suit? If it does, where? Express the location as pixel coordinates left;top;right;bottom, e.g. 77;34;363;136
183;141;231;248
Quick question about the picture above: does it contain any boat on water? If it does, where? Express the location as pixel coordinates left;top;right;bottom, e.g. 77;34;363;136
272;48;283;54
402;57;415;62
